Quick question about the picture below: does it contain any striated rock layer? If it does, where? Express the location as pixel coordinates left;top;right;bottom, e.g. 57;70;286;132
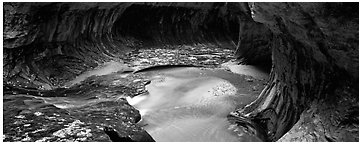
3;2;358;142
3;2;242;89
229;2;358;142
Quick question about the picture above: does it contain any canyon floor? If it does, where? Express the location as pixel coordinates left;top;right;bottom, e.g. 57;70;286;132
3;44;269;142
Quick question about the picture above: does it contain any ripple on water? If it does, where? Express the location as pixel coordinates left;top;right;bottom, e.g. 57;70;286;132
127;68;262;142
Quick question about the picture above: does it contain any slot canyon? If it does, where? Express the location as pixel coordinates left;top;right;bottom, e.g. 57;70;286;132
2;2;359;142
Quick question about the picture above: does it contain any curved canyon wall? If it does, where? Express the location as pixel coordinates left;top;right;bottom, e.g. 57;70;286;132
3;2;358;142
3;2;244;89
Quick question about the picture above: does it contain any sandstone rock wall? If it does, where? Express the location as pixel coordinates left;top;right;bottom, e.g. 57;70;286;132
3;2;242;88
3;2;358;142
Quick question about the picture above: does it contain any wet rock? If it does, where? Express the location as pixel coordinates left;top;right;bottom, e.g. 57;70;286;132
3;91;153;142
3;2;240;89
126;45;234;69
33;111;42;116
104;127;134;142
3;2;358;142
52;120;91;139
245;77;253;82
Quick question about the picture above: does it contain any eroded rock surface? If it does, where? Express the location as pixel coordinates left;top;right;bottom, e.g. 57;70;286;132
3;2;358;142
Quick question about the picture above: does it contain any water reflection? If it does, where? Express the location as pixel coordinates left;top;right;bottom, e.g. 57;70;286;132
127;68;262;142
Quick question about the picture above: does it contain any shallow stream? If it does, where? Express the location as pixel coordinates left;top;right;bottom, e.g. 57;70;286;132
4;48;269;142
127;67;266;141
